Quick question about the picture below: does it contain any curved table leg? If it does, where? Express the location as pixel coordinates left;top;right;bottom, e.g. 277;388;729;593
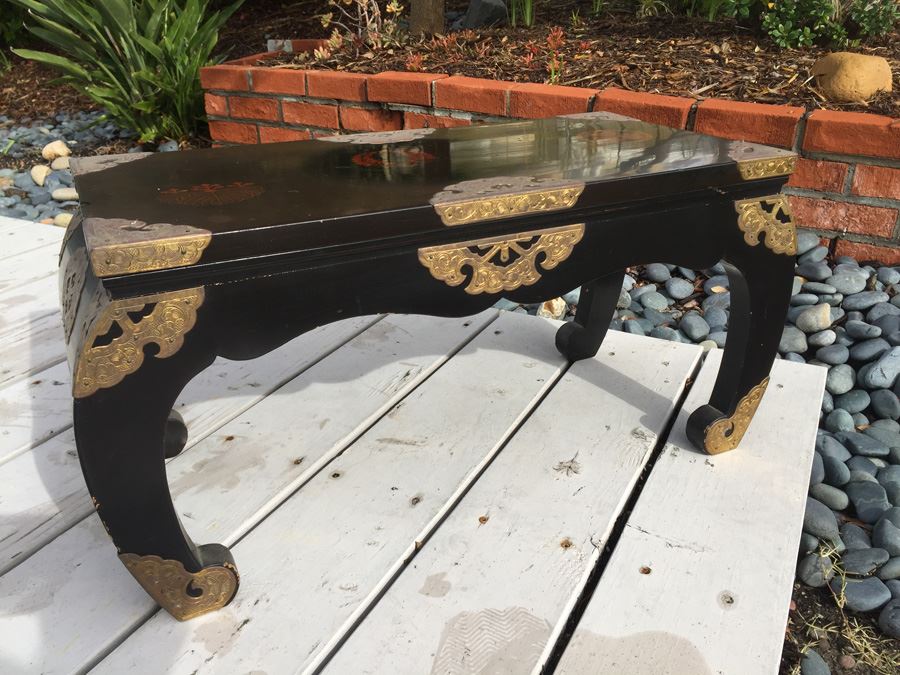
72;289;239;621
686;195;796;455
555;271;624;361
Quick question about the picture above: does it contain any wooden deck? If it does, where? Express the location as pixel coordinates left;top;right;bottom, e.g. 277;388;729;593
0;214;826;675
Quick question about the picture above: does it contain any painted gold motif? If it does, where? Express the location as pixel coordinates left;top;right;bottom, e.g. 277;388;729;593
73;287;204;398
431;177;584;226
60;245;89;341
89;234;211;277
158;181;264;206
119;553;239;621
734;195;797;255
418;224;584;295
736;156;797;180
704;377;770;455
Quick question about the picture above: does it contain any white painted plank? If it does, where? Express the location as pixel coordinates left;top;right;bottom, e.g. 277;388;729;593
0;362;71;466
92;311;571;675
0;274;59;332
0;240;58;292
0;315;382;574
556;352;825;675
323;332;702;675
0;311;65;389
0;311;497;675
0;217;64;260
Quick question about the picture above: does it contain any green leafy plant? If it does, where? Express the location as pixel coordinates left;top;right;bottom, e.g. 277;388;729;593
10;0;243;142
761;0;846;47
591;0;606;15
846;0;900;38
510;0;537;28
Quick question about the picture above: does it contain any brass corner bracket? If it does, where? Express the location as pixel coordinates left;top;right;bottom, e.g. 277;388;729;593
418;224;585;295
703;377;769;455
119;553;239;621
73;287;205;398
736;156;797;181
734;195;797;256
89;234;211;277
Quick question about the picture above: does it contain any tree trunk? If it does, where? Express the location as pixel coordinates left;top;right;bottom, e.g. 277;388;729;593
410;0;445;35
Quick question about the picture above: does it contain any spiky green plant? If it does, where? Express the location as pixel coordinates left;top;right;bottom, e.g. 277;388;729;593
10;0;243;142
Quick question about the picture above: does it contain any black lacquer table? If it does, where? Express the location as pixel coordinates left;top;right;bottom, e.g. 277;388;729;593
60;112;798;621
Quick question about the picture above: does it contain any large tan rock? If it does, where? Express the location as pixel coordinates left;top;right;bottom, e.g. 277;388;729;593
41;139;71;161
30;165;51;187
813;52;892;103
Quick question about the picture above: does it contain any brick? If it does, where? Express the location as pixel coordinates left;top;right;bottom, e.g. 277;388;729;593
695;99;804;148
259;126;311;144
289;39;327;53
225;51;279;66
250;67;307;96
593;88;694;129
788;195;897;238
306;71;368;101
852;164;900;200
282;101;339;129
340;106;403;132
368;71;448;106
786;159;848;193
434;76;510;116
204;93;228;117
834;240;900;266
200;65;249;91
208;120;258;144
404;112;471;129
804;110;900;160
229;96;280;121
508;82;597;119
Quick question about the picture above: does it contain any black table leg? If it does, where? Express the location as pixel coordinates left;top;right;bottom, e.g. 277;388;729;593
687;195;796;454
555;271;625;361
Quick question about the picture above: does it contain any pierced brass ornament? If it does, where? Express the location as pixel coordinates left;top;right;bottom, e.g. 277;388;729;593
73;287;204;398
734;195;797;256
119;553;239;621
89;235;211;277
736;156;797;180
431;177;584;226
703;377;770;455
418;224;584;295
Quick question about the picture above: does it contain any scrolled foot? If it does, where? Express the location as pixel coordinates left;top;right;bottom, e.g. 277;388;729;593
119;543;239;621
686;377;770;455
164;409;189;459
555;322;602;362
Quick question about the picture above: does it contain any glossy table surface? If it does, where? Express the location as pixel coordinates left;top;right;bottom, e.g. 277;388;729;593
71;113;796;279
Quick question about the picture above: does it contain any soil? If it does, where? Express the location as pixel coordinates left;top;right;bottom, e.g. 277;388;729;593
280;10;899;116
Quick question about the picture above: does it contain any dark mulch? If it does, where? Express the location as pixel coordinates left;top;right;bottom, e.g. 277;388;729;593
0;54;97;119
281;12;899;116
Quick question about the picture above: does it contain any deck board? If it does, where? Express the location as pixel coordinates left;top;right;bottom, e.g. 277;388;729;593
0;218;824;675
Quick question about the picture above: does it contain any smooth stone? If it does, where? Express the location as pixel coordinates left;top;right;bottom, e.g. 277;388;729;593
831;576;891;612
41;139;70;160
635;318;654;333
622;320;645;336
810;452;825;485
852;412;870;427
792;276;804;296
665;277;694;300
834;327;855;347
881;268;900;285
873;314;900;334
50;156;69;170
702;292;730;312
791;293;819;306
808;330;837;348
881;507;900;527
863;347;900;389
157;139;179;152
878;598;900;637
846;481;892;523
709;331;728;348
562;288;581;305
704;307;727;330
702;274;729;294
630;284;656;300
846;320;882;339
53;213;72;228
797;262;832;282
831;307;846;324
868;302;900;323
848;455;879;475
796;304;833;333
617;290;631;309
676;266;695;280
825;409;854;433
817;344;849;365
29;164;51;187
889;331;900;347
800;649;831;675
822;390;835;413
850;337;891;362
850;470;879;483
644;263;670;283
842;547;890;576
870;390;900;421
679;313;709;341
786;353;807;364
863;425;900;449
826;364;855;395
799;245;829;264
877;558;900;581
822;454;851;486
841;523;872;550
827;269;868;294
798;553;835;588
804;497;840;539
643;307;676;326
804;281;838;294
51;187;78;201
649;326;680;342
780;325;808;354
873;518;900;556
837;431;890;458
817;435;852;461
844;291;890;311
888;579;900;597
836;389;871;414
800;532;820;555
820;293;843;306
796;230;821;255
878;465;900;490
809;483;848;510
622;274;636;291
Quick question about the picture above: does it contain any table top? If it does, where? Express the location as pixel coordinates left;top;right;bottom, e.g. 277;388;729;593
71;113;796;279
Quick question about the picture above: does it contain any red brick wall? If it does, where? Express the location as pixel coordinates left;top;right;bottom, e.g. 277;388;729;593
201;47;900;263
